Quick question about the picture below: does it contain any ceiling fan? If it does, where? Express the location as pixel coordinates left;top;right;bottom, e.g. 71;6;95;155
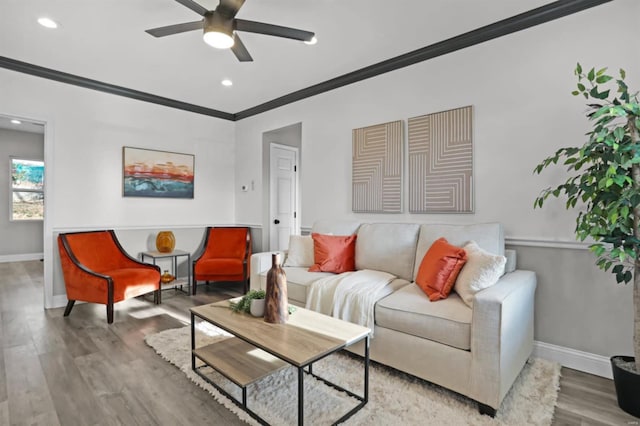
145;0;315;62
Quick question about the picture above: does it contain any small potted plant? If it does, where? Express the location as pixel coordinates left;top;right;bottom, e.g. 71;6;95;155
230;290;266;317
534;63;640;417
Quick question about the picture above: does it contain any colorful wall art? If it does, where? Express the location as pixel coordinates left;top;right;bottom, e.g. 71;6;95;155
352;120;403;213
408;106;473;213
123;147;194;198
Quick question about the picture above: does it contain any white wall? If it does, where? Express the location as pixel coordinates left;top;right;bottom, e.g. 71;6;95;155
0;69;236;307
0;128;44;259
234;0;639;365
236;1;638;239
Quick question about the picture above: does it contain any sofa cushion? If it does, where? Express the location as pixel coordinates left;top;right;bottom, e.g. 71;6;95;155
356;223;420;281
375;283;472;351
284;235;314;267
270;267;335;304
416;238;467;301
413;223;504;281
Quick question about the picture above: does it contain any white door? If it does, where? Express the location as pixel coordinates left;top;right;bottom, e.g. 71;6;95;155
269;144;298;251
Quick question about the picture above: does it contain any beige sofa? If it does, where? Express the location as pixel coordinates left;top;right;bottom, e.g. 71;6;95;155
250;221;536;416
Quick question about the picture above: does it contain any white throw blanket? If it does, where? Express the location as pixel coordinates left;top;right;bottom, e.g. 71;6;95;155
305;269;397;334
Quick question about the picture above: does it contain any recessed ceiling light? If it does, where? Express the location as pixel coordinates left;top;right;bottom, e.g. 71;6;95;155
37;17;58;29
304;36;318;45
10;119;22;125
221;79;233;87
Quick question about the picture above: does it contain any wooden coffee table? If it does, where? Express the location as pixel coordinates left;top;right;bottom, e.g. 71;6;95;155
190;300;371;425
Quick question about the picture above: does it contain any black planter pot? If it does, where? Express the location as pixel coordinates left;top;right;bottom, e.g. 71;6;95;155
611;355;640;418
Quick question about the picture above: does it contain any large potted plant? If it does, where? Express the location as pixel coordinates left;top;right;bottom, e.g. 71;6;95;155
534;63;640;417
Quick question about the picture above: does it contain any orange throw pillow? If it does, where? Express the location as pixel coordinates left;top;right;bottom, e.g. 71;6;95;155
308;233;357;274
416;237;467;301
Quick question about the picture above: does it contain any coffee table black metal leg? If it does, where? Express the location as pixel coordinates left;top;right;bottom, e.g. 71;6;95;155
187;254;192;294
298;366;304;426
365;335;370;403
191;312;196;370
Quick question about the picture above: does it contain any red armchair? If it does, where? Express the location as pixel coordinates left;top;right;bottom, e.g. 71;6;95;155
58;230;161;324
192;227;251;295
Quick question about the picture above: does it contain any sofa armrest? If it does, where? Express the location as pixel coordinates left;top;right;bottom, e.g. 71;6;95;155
249;251;286;291
469;269;537;409
504;249;517;273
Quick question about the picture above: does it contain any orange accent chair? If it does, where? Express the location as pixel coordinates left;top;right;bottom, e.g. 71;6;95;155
192;227;251;295
58;230;161;324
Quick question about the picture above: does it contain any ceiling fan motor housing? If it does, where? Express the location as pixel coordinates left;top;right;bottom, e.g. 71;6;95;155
147;0;314;60
204;12;234;38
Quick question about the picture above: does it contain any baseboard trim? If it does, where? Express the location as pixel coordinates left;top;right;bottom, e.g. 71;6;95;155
50;294;69;309
534;340;612;379
0;253;44;263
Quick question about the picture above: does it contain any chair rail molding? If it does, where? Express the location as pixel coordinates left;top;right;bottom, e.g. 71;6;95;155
505;237;590;250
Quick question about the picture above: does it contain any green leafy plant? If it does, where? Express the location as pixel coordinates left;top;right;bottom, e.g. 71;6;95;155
230;289;297;316
230;290;266;314
534;63;640;371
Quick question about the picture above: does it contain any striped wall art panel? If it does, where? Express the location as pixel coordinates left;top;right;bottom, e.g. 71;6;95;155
352;120;403;213
408;106;473;213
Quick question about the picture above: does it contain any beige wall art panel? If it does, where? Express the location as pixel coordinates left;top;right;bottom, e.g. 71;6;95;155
352;120;403;213
408;106;473;213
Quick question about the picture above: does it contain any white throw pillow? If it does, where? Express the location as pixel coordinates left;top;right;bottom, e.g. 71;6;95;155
283;235;314;267
454;241;507;308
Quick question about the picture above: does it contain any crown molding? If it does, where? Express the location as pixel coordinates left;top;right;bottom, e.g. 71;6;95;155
0;56;235;121
0;0;611;122
234;0;611;120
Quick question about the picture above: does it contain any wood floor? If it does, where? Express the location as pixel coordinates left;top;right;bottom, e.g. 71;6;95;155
1;261;638;425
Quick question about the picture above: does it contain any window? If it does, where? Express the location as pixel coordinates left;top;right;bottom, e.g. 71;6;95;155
11;158;44;220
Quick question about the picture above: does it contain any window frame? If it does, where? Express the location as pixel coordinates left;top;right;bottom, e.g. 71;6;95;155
10;156;45;222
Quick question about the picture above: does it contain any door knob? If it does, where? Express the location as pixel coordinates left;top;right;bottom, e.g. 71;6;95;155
274;219;280;224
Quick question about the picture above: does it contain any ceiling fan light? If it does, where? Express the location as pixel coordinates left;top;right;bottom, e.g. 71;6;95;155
203;12;235;49
203;31;234;49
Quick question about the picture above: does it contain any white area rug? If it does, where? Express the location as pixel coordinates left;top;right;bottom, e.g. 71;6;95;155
145;325;560;425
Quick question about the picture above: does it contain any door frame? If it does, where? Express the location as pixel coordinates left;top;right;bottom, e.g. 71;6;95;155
261;122;302;252
1;111;55;308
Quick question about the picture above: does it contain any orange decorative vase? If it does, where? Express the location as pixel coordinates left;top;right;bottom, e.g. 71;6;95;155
264;253;288;324
156;231;175;253
160;270;175;284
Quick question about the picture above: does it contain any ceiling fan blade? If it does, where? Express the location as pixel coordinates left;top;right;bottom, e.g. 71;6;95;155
231;34;253;62
146;20;203;37
235;19;314;42
174;0;209;16
216;0;246;19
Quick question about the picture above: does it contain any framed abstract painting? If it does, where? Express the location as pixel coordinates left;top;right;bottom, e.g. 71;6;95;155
122;147;194;198
352;120;404;213
408;106;473;213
